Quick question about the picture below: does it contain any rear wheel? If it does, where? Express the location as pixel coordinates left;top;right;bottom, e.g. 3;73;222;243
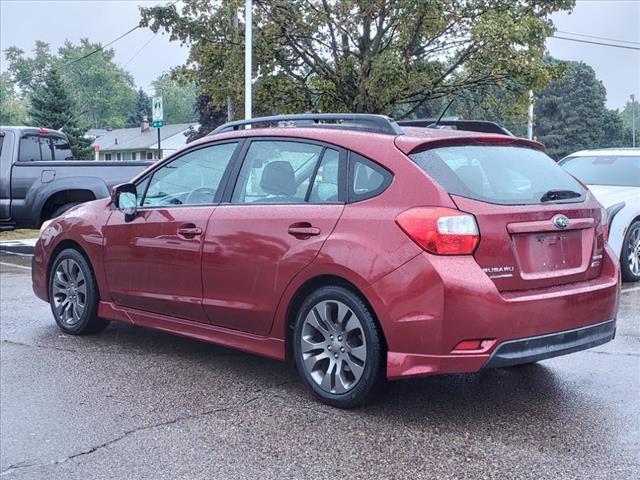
621;221;640;282
49;249;109;335
293;286;385;408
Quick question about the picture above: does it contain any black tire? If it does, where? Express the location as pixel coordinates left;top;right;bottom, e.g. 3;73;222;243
620;221;640;283
50;202;80;220
48;248;109;335
293;286;385;408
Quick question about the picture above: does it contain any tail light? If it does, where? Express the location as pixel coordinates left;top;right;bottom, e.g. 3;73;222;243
395;207;480;255
600;206;608;243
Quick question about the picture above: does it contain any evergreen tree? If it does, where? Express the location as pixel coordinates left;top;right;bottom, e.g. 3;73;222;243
535;61;607;159
28;68;93;159
187;93;226;141
126;88;152;128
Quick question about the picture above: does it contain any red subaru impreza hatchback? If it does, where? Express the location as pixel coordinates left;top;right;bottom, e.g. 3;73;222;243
32;114;620;408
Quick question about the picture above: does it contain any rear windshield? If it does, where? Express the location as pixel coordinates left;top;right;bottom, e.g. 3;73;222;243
560;155;640;187
410;145;586;205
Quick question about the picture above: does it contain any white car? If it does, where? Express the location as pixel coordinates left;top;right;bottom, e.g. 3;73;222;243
560;148;640;282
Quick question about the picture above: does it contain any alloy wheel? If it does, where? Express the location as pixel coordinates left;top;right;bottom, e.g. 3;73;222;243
299;300;367;394
629;226;640;277
52;258;87;326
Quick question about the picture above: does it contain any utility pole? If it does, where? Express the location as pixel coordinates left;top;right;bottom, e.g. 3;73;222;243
632;94;636;148
527;90;534;140
245;0;252;121
227;4;238;122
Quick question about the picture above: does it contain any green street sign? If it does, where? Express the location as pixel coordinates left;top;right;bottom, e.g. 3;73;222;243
152;120;164;128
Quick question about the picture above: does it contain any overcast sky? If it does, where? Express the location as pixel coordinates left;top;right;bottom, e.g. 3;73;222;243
1;0;638;109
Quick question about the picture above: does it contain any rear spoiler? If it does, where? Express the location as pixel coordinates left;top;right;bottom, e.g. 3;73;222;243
397;119;513;136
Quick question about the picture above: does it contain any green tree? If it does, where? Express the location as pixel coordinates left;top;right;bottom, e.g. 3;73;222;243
620;99;638;145
0;72;28;125
28;68;93;159
57;39;137;128
3;41;56;94
4;39;137;128
126;88;152;128
140;0;574;132
534;60;627;159
152;74;197;124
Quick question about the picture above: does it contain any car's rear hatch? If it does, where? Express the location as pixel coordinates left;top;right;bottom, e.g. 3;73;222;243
406;139;606;292
451;195;604;291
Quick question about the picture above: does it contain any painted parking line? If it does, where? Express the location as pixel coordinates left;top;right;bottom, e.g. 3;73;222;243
622;285;640;294
0;261;31;271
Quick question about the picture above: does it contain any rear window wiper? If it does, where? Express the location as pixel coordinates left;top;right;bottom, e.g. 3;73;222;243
540;189;582;202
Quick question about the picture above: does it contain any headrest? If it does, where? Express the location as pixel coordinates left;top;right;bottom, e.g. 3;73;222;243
260;161;296;196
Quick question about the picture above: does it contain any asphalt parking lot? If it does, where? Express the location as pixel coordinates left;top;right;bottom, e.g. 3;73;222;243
1;252;638;479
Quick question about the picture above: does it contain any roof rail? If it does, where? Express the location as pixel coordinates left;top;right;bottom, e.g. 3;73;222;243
210;113;404;136
397;119;513;136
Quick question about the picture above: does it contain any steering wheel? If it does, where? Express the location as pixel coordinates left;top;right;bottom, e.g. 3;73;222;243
185;187;217;204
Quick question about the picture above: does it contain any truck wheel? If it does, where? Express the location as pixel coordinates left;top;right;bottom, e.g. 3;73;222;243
51;202;80;219
48;248;109;335
293;286;385;408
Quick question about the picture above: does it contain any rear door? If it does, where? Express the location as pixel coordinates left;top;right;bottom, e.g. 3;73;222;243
411;144;606;291
201;139;345;335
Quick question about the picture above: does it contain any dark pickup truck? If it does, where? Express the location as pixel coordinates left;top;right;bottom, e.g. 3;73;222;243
0;126;152;230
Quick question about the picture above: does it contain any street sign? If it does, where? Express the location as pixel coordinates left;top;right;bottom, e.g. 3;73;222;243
152;96;164;128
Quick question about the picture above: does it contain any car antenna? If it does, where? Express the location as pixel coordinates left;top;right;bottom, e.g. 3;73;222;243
429;99;455;129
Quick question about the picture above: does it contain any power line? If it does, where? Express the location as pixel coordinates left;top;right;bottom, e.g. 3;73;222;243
551;35;640;51
556;30;640;46
123;34;158;68
8;0;180;86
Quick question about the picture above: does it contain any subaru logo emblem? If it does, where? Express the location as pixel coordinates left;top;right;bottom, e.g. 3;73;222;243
553;214;570;229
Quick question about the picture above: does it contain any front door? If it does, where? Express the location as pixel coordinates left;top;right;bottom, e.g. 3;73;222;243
202;140;345;335
103;141;241;322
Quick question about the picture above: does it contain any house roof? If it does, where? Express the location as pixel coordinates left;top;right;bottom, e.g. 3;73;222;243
93;123;196;151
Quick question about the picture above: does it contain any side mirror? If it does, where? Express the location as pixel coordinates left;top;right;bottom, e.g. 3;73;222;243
113;183;138;222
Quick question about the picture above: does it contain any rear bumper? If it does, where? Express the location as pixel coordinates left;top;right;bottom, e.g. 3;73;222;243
367;246;620;380
483;319;615;369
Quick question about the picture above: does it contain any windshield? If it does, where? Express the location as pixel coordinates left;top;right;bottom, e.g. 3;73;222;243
411;145;586;205
560;155;640;187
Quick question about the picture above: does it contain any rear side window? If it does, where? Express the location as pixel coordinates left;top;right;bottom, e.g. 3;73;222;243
232;140;325;204
52;137;73;160
40;137;54;161
411;145;586;205
348;153;392;202
19;135;41;161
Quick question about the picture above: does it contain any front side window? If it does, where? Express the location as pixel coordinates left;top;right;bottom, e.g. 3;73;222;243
51;137;73;160
411;145;586;205
19;135;42;161
142;142;238;207
232;140;326;204
560;155;640;187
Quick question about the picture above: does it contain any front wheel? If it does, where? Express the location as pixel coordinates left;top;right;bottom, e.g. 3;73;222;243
621;220;640;282
293;286;385;408
49;249;109;335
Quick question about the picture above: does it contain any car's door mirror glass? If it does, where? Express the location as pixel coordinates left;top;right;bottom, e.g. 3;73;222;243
114;183;138;221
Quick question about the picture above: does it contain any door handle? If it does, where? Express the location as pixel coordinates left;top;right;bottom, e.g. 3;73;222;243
177;224;203;237
288;223;320;238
